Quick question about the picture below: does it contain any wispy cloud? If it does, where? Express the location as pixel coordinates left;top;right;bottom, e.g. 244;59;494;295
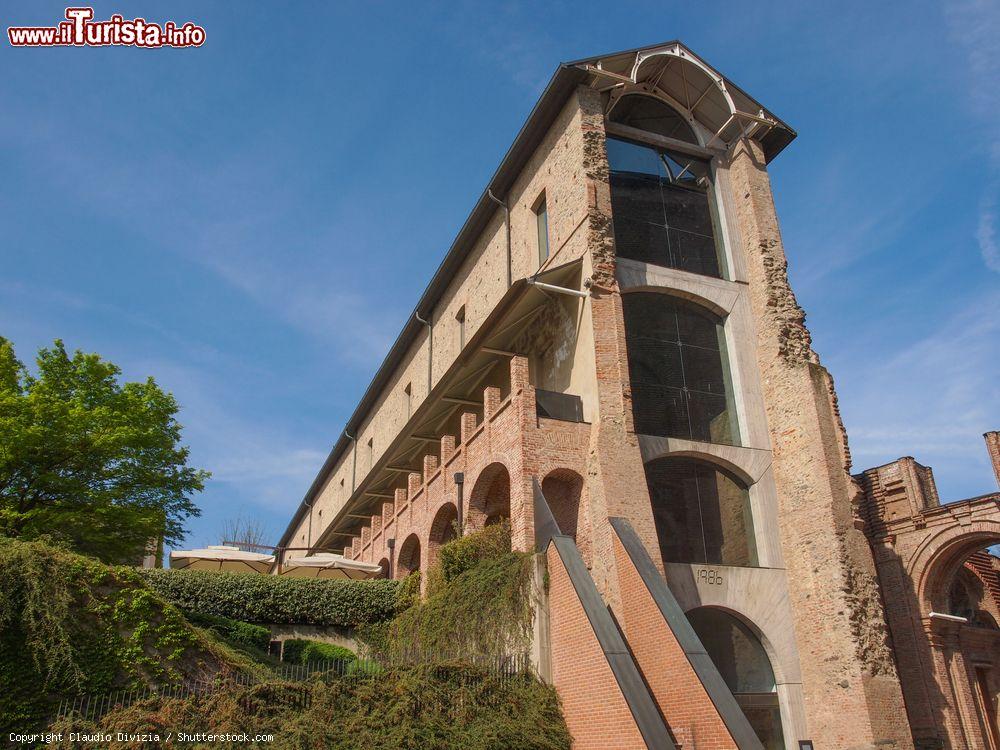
131;358;327;510
840;288;1000;497
979;192;1000;272
0;105;400;363
945;0;1000;272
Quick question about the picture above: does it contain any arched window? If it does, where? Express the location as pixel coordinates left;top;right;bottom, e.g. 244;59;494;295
644;457;756;567
609;94;698;144
606;128;722;278
469;463;511;530
623;293;738;445
687;608;784;749
396;534;421;580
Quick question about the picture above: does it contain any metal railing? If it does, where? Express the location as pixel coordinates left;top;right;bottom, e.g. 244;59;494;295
55;652;531;724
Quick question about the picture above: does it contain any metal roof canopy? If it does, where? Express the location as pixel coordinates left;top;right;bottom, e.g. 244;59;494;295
279;40;795;548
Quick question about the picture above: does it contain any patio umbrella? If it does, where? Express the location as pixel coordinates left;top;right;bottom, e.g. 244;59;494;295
279;553;383;580
169;545;275;574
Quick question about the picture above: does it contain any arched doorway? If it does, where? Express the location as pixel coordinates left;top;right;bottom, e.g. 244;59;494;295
396;534;421;580
469;463;511;529
643;456;757;567
687;607;784;749
541;468;590;565
918;533;1000;750
376;557;390;579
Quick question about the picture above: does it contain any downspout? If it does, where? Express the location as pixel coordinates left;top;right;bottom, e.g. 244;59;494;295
454;472;465;536
488;189;512;288
415;311;433;394
387;537;396;580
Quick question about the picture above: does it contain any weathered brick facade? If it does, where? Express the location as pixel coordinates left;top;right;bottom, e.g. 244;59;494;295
857;435;1000;750
278;41;997;749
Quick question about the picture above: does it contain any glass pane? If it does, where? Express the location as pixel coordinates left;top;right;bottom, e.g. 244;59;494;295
632;383;688;439
624;293;738;445
645;458;756;567
739;696;786;750
687;608;776;693
609;215;670;267
607;135;723;278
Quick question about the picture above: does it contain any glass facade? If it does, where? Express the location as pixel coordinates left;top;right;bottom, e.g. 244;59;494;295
687;608;785;750
623;292;738;445
644;457;757;567
607;136;723;278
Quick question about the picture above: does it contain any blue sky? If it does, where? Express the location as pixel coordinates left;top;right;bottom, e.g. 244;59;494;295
2;1;997;552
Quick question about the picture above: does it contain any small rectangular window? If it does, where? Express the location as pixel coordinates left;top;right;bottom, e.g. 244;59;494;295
456;306;466;350
534;193;549;266
404;382;412;418
367;438;374;468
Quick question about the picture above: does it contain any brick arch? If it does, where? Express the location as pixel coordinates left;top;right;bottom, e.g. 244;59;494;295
541;468;591;566
908;520;1000;614
376;557;390;579
468;462;511;529
396;533;421;579
427;502;459;568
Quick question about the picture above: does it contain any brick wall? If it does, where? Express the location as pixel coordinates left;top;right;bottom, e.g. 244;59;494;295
612;533;739;749
341;356;593;581
546;544;650;750
727;137;913;749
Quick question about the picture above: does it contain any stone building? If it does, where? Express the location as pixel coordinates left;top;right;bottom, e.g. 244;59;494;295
277;41;998;749
856;433;1000;750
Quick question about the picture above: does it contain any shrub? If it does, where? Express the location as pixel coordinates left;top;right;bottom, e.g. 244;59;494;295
52;663;572;750
438;522;512;583
394;570;422;612
361;525;533;663
140;568;399;627
185;612;271;653
281;639;355;665
0;537;237;733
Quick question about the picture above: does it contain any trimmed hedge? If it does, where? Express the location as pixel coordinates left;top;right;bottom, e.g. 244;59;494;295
184;612;271;652
140;569;399;627
282;639;355;665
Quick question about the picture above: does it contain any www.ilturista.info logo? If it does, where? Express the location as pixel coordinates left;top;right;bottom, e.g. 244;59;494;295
8;7;205;48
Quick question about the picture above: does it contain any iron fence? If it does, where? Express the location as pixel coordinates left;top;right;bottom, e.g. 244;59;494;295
55;652;531;724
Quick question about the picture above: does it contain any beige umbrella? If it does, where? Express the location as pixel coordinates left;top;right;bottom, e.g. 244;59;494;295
169;545;275;574
279;552;383;580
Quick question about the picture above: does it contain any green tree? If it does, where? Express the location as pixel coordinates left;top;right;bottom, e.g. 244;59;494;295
0;338;208;563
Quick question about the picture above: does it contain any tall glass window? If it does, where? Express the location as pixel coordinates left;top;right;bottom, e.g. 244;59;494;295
645;457;756;567
606;135;723;278
623;292;738;445
687;608;785;750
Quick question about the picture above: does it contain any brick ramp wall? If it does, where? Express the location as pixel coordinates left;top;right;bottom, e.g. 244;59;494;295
610;518;761;750
546;536;675;749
